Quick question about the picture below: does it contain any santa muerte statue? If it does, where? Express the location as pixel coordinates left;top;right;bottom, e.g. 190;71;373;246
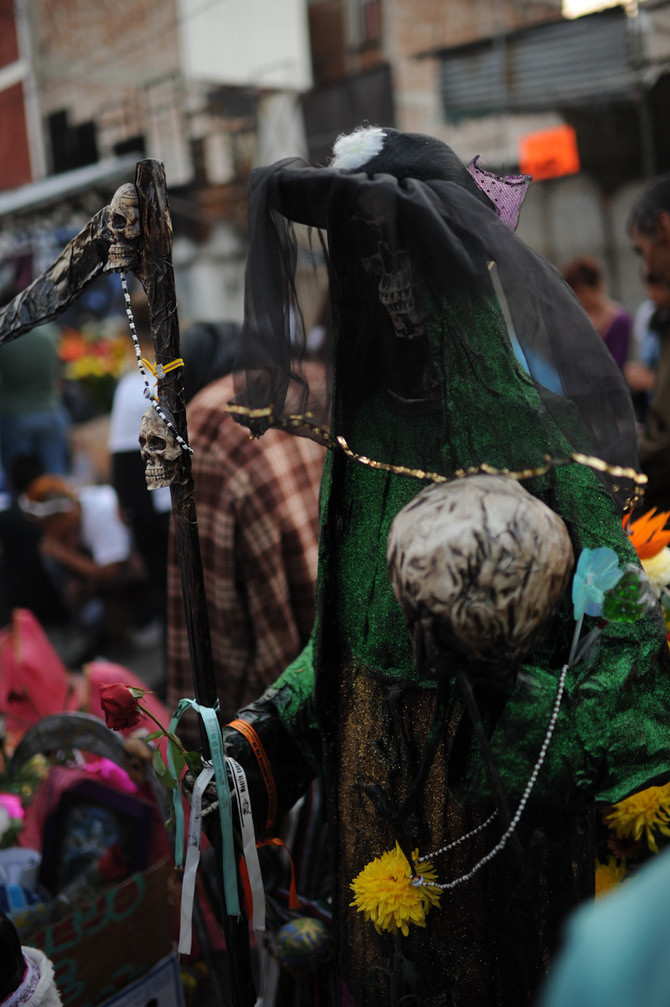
218;127;670;1006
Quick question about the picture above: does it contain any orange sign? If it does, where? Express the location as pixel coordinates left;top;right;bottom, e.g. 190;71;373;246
518;124;580;181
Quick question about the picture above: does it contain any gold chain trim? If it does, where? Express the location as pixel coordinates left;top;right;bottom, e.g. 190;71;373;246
224;403;647;511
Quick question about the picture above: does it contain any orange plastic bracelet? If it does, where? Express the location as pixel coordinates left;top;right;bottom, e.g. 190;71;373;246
228;718;278;831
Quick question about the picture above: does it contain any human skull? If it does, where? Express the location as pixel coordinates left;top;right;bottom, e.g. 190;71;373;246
107;182;140;271
387;474;574;679
361;241;425;339
139;407;181;488
376;245;425;339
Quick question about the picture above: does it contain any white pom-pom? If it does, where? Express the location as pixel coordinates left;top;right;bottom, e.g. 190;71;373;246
330;126;386;170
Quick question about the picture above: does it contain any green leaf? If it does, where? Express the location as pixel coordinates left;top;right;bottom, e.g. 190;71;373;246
152;749;178;789
185;751;204;774
143;730;163;743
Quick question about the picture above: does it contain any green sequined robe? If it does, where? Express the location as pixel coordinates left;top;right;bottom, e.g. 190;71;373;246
224;261;670;1007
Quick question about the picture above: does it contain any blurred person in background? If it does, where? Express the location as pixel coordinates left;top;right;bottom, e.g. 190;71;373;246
108;292;171;641
18;474;150;645
109;291;241;643
179;318;241;405
166;358;326;747
625;278;670;426
562;255;631;370
0;278;69;483
629;177;670;511
630;175;670;292
0;455;70;629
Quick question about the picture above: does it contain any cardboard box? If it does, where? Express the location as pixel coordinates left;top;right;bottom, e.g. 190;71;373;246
96;953;184;1007
22;859;175;1007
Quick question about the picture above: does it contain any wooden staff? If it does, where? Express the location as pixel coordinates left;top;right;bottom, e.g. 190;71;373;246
131;159;256;1007
0;159;256;1007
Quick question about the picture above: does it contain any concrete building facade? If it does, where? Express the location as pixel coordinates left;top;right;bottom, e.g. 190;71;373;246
1;0;669;318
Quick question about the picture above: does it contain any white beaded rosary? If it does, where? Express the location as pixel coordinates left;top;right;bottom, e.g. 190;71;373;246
120;272;193;454
411;660;569;891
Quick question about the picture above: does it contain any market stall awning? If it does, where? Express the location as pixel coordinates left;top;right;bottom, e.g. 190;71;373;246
0;154;140;220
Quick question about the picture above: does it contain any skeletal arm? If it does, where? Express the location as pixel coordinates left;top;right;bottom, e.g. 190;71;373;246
0;207;114;347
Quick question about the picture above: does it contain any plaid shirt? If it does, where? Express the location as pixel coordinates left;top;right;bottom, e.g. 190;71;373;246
167;373;325;743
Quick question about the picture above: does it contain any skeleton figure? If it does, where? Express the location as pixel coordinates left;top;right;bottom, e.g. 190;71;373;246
356;196;426;342
218;128;670;1007
362;243;425;339
139;406;182;489
107;182;141;271
387;475;574;680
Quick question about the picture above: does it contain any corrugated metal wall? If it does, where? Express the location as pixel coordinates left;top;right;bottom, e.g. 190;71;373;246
439;8;636;115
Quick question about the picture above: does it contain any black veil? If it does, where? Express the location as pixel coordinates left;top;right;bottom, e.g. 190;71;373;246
231;146;639;502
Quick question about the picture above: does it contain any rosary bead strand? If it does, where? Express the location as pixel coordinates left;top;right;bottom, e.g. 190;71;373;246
120;272;193;454
415;662;568;891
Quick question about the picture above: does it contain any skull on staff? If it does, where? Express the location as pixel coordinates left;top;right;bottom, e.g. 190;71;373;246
139;406;182;489
107;183;141;271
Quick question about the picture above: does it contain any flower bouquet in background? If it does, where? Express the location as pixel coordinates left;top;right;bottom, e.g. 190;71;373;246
59;318;130;415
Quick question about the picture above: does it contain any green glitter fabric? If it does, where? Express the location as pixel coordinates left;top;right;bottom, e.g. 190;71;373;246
225;147;670;1005
261;268;670;809
234;278;670;1004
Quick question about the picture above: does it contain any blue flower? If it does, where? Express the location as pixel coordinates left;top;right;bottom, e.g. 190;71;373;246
572;547;623;620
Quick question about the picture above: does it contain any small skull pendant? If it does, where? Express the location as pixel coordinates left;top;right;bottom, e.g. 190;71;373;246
139;406;182;488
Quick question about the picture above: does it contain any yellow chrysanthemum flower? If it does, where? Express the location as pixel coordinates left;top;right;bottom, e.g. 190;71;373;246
605;783;670;854
350;842;441;937
594;856;627;898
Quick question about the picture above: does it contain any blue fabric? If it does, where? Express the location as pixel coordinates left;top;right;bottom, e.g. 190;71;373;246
541;849;670;1007
0;407;69;477
640;328;661;371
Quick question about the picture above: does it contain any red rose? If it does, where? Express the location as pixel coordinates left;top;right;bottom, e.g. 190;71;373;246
99;683;141;730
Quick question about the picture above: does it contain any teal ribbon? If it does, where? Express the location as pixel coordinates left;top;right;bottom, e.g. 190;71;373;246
168;698;240;916
168;698;193;869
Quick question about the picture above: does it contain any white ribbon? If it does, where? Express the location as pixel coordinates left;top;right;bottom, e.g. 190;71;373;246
227;756;265;932
178;765;215;954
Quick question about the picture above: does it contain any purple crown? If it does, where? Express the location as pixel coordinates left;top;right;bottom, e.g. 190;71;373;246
467;156;531;231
